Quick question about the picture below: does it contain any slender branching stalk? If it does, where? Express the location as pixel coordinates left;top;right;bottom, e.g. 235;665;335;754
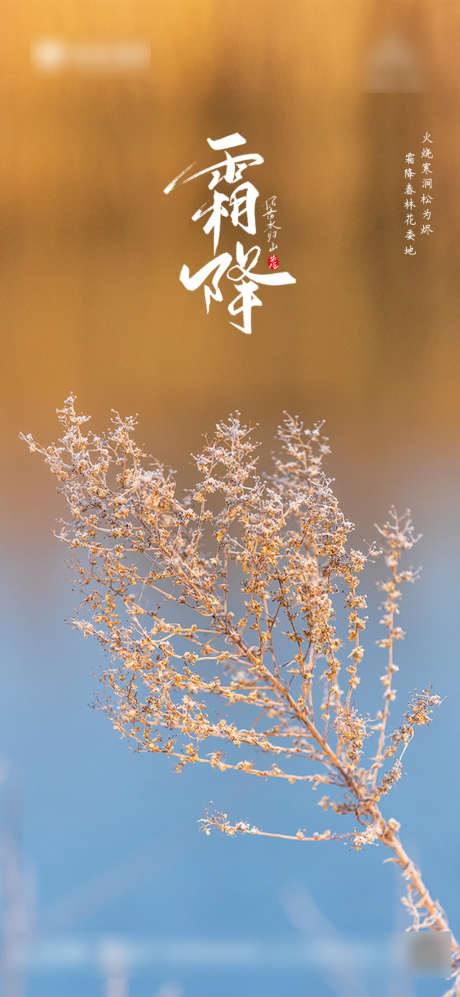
21;396;459;995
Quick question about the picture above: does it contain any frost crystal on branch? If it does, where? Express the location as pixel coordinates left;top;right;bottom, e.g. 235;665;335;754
21;397;460;993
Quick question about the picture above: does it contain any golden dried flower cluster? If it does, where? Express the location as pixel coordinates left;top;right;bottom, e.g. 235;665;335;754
21;397;459;995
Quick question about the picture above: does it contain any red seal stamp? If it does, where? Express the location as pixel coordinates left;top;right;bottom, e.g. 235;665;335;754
267;254;279;271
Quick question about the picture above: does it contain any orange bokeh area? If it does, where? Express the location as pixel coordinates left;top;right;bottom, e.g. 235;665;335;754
2;0;460;536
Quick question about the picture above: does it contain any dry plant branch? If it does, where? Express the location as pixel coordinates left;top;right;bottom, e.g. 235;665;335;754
21;396;459;995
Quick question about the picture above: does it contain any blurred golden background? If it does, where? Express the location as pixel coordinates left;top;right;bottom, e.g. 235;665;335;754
2;0;460;546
